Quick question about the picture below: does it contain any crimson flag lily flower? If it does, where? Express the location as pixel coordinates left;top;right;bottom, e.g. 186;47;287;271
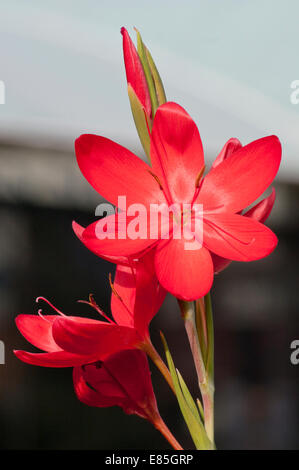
74;350;156;418
210;138;276;273
14;254;166;367
74;349;182;449
74;102;281;301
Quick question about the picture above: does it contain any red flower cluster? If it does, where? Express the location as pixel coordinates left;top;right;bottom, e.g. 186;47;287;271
14;256;166;422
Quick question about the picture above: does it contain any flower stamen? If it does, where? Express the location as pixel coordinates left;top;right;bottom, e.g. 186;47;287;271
37;309;52;323
191;165;206;207
36;297;67;317
195;165;205;189
147;169;164;191
78;294;114;324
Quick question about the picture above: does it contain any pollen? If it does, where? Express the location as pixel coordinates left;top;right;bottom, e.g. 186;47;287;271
195;165;205;188
147;170;164;190
109;273;122;300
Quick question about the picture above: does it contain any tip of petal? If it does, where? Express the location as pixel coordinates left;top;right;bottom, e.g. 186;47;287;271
120;26;127;36
154;101;189;120
15;314;26;331
75;134;93;157
72;221;85;241
13;349;27;361
265;135;282;153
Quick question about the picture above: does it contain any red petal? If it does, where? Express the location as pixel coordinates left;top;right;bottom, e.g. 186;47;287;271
212;138;242;169
203;212;278;261
104;350;157;416
198;136;281;213
73;350;158;419
150;102;204;204
111;264;135;327
78;215;157;257
154;238;214;300
211;190;276;274
121;27;151;117
111;254;166;337
52;317;140;358
133;252;166;336
14;349;91;367
72;221;130;265
15;315;60;353
75;134;165;208
211;253;231;274
244;188;276;223
73;366;128;408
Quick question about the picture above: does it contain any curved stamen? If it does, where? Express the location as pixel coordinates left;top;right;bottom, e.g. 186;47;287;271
78;294;114;324
37;308;52;323
36;297;66;317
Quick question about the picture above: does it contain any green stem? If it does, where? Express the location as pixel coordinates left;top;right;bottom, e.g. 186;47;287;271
205;292;214;384
178;299;215;445
152;414;183;450
142;340;175;395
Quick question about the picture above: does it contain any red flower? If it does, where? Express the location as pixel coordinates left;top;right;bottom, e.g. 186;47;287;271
74;349;182;449
14;262;182;449
14;254;165;367
121;27;151;118
74;349;158;419
74;102;281;301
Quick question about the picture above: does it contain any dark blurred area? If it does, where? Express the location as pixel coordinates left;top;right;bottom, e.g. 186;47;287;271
0;141;298;450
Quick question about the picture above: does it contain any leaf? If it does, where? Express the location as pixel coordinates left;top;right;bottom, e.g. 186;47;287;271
176;369;202;423
160;331;213;450
196;398;204;422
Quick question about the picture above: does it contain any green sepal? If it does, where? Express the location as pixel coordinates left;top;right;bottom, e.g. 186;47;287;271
135;28;159;116
144;45;167;106
127;84;151;162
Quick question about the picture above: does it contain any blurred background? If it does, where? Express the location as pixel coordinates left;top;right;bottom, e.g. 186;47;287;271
0;0;298;450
